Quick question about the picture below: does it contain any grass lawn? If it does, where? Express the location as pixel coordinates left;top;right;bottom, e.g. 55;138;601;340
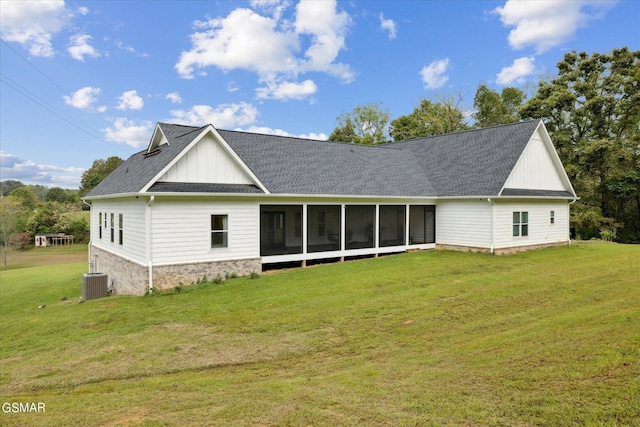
0;242;638;426
2;244;87;271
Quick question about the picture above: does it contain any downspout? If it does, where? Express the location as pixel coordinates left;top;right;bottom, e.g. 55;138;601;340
146;195;155;294
82;199;93;273
488;198;495;254
568;197;577;245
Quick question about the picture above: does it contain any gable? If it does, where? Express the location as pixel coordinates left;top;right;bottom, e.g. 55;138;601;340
502;125;573;194
157;132;254;185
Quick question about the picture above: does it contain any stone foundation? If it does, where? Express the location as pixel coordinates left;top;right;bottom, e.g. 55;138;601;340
90;245;262;295
152;258;262;290
492;241;569;255
436;241;569;255
90;246;148;296
435;244;491;254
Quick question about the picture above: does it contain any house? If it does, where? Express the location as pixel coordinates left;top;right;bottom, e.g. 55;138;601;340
35;233;73;247
83;120;577;295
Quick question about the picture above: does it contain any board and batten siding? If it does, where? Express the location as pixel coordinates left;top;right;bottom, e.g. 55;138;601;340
503;129;568;191
91;199;147;264
436;200;492;249
158;133;252;184
494;201;569;249
150;200;259;265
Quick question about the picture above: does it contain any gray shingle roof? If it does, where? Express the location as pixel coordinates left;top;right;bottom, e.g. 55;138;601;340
86;119;572;199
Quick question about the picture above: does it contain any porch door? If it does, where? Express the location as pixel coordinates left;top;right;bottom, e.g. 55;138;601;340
261;211;286;251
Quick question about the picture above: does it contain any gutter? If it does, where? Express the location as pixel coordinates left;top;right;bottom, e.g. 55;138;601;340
568;197;578;245
487;198;495;254
82;199;93;272
146;195;155;295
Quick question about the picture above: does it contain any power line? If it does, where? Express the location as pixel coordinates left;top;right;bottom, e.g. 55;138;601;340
1;75;128;153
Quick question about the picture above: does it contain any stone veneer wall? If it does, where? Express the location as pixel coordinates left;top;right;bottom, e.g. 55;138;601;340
89;245;262;295
152;258;262;290
90;245;148;296
436;241;569;255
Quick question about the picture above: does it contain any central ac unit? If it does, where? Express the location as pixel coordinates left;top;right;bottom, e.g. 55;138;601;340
82;273;108;301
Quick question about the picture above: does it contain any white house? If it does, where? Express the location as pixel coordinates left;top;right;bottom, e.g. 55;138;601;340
83;120;577;295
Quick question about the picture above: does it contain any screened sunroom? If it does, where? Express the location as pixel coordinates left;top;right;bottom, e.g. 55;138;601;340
259;204;436;263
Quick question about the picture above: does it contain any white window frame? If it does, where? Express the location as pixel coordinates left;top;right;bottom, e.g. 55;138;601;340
513;211;529;237
118;213;123;245
211;214;229;248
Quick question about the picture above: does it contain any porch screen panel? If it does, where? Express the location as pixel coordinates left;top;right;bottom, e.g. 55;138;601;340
260;205;303;256
409;205;435;244
345;205;375;250
307;205;341;253
379;205;406;247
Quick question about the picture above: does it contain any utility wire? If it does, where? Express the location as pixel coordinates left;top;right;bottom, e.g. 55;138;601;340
1;75;128;153
0;39;128;153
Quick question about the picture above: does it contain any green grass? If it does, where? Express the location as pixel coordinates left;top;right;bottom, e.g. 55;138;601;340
1;243;638;426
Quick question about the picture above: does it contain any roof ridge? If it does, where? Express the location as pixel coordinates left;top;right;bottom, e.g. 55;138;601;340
389;119;540;145
218;128;404;151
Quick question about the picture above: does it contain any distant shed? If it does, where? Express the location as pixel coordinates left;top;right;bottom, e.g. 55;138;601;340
35;233;73;248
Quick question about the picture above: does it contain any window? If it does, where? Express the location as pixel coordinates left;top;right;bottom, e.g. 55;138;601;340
211;215;228;248
119;214;123;245
550;211;555;224
513;211;528;237
110;213;115;242
103;213;108;238
99;213;102;238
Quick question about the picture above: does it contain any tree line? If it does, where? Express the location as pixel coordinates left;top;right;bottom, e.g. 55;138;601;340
329;48;639;243
0;157;123;268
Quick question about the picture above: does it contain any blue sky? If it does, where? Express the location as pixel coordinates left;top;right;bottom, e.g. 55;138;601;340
1;0;638;189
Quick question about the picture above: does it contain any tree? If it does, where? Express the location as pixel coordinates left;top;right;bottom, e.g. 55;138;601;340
0;198;23;270
9;186;39;210
473;84;525;128
329;102;391;145
45;187;68;203
0;180;24;197
79;156;124;196
520;48;640;242
390;94;470;141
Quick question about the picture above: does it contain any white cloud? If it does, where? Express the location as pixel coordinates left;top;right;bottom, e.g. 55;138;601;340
165;92;182;104
379;13;397;39
294;0;353;79
493;0;615;53
240;126;327;140
116;90;144;111
175;8;298;79
175;0;353;99
250;0;291;20
77;6;89;16
63;86;102;109
0;0;71;57
255;79;317;100
102;118;154;148
169;102;259;128
67;33;100;61
496;56;536;85
0;151;84;188
420;58;450;90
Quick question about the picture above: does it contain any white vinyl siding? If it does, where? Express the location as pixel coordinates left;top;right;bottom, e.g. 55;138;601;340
151;200;259;265
436;200;492;249
494;201;569;249
158;133;252;184
91;199;147;263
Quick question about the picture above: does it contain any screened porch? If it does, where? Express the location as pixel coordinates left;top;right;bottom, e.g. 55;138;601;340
260;204;435;261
